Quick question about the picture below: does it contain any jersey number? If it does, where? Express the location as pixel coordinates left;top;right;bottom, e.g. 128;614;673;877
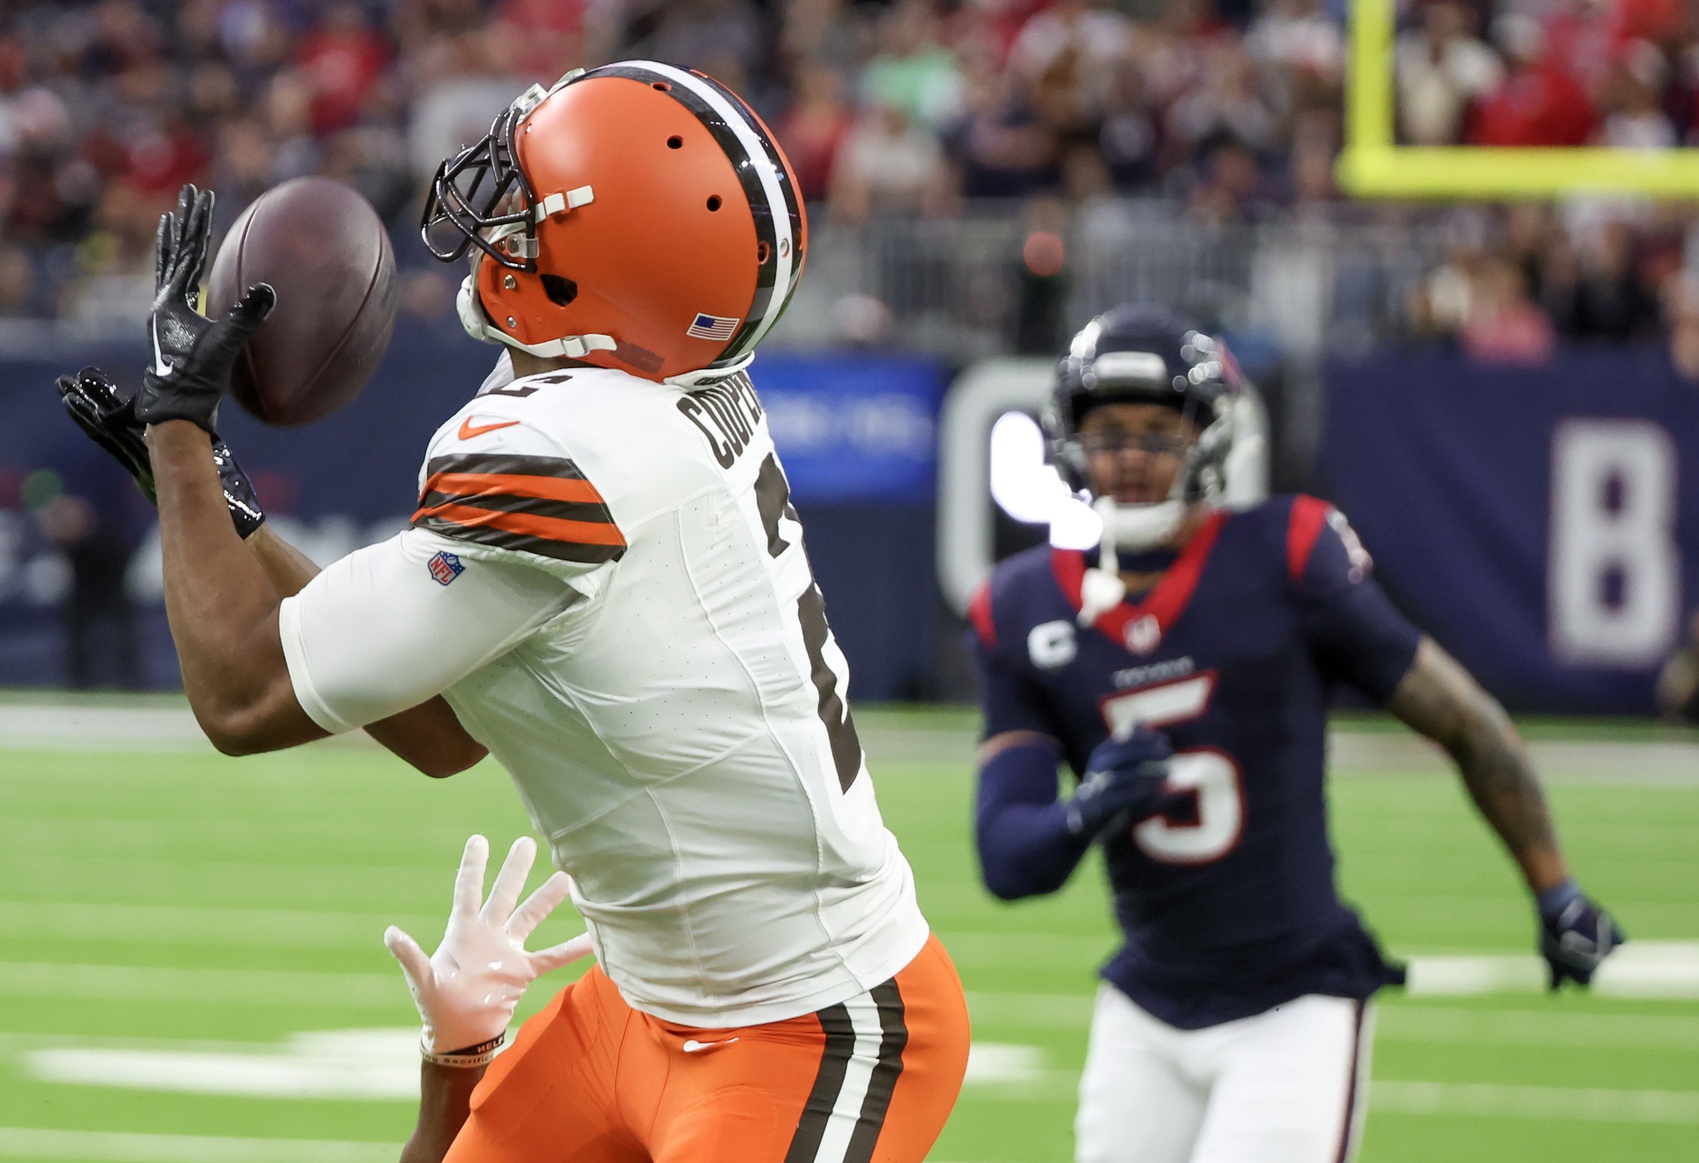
1101;676;1243;864
1132;751;1243;864
755;454;863;790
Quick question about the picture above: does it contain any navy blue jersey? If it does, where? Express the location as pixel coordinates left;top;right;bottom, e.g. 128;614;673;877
968;495;1422;1029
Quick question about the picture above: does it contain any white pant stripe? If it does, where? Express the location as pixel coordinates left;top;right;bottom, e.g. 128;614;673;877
810;989;886;1163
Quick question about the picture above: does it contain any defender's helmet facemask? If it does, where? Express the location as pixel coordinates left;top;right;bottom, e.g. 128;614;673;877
1044;305;1244;591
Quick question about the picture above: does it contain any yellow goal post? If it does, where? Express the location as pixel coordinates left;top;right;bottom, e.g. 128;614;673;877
1336;0;1699;199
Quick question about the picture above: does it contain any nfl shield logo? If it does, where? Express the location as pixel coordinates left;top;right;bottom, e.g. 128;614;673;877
428;551;464;586
1125;614;1161;656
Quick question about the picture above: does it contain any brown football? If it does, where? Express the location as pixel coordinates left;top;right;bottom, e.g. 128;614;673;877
206;177;398;427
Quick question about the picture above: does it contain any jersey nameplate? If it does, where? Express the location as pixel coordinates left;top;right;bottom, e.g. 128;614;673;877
678;374;765;469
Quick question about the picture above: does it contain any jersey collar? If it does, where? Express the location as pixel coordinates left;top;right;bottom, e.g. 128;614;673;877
1051;510;1228;654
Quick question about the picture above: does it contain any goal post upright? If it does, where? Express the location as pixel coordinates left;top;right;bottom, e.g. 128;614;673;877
1336;0;1699;200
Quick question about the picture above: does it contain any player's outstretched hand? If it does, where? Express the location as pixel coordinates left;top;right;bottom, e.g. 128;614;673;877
1537;880;1624;990
1067;727;1175;841
135;183;275;434
56;365;266;538
58;366;155;503
385;835;594;1066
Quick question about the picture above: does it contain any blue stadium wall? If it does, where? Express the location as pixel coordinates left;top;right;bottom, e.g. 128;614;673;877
0;324;944;701
5;332;1698;714
1322;347;1699;714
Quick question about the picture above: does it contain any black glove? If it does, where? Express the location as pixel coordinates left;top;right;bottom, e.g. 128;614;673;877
57;364;266;539
134;183;275;433
1066;727;1175;841
58;365;156;504
1537;880;1624;989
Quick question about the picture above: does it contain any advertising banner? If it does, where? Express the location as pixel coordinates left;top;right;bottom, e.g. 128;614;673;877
1323;348;1699;713
0;328;945;694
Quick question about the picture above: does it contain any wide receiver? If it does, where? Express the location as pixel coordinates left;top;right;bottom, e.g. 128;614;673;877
968;306;1623;1163
57;63;969;1163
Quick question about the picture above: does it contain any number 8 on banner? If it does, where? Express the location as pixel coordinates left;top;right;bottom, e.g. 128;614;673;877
1548;420;1680;668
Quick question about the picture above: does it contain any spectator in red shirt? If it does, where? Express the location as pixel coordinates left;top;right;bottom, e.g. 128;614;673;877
776;62;855;203
1471;14;1596;146
297;4;390;137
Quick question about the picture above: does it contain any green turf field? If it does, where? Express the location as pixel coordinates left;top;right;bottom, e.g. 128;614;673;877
1;702;1696;1161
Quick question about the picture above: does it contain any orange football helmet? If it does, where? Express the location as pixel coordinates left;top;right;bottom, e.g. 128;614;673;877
422;61;807;385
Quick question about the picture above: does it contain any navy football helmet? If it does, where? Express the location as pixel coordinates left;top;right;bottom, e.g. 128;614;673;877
1044;304;1243;551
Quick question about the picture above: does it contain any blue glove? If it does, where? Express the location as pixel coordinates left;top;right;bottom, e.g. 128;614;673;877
1537;880;1624;989
1066;727;1174;841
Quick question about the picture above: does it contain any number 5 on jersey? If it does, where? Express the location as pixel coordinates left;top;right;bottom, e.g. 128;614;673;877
1101;673;1243;864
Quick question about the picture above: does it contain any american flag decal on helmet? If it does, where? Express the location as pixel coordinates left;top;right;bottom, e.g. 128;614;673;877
687;313;740;342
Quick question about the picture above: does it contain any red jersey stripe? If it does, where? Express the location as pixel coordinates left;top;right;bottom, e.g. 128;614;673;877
968;582;996;647
1286;496;1331;584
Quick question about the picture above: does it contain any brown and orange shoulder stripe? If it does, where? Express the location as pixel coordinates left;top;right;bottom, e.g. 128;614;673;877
411;453;626;564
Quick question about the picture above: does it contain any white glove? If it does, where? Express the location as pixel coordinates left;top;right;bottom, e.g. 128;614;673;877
384;834;594;1065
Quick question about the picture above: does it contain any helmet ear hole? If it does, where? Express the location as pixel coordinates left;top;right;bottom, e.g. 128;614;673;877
706;195;722;212
541;274;578;306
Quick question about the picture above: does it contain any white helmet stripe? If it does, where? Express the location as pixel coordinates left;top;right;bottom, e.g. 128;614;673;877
626;61;797;354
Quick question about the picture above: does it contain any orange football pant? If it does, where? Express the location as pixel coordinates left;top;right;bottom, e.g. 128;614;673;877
444;934;970;1163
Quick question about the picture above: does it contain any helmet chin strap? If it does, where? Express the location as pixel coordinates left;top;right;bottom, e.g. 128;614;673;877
1076;495;1187;627
457;243;755;385
1102;495;1188;552
457;228;618;361
457;270;617;360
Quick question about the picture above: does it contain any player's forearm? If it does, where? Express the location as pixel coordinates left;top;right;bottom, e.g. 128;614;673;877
149;420;318;753
977;800;1091;899
1388;638;1569;892
248;523;322;597
975;733;1091;900
400;1061;483;1163
248;526;488;776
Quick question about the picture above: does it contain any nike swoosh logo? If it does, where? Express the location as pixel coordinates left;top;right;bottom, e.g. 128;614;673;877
458;417;520;440
151;317;174;376
681;1037;739;1053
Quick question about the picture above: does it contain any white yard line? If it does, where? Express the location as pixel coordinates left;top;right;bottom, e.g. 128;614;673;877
0;962;404;1010
4;702;1699;783
20;1030;1057;1101
1374;1006;1699;1051
0;1128;398;1162
0;901;445;948
1371;1081;1699;1124
1405;942;1699;1000
15;1027;1699;1127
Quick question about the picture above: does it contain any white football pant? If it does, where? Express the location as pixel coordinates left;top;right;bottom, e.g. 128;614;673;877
1075;985;1372;1163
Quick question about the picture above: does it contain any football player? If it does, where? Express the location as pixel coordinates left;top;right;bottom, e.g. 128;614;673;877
58;64;969;1163
967;305;1623;1163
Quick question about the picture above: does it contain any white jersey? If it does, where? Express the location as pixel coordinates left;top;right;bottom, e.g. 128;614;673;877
279;357;929;1026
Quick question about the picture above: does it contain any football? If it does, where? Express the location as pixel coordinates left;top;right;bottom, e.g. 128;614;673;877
205;176;398;427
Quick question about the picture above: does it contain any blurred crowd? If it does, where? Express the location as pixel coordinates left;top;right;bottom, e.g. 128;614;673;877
0;0;1356;323
1405;201;1699;368
0;0;1695;356
1396;0;1699;149
1392;2;1699;369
